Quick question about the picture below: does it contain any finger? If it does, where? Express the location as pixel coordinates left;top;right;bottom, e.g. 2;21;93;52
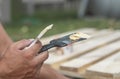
24;41;42;58
32;51;49;65
14;39;32;50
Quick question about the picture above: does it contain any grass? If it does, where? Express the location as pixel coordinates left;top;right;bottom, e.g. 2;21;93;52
4;18;120;41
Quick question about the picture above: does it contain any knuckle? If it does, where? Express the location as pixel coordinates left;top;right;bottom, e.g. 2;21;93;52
36;41;42;48
40;52;49;61
36;44;41;49
32;45;40;53
24;53;34;60
29;60;37;67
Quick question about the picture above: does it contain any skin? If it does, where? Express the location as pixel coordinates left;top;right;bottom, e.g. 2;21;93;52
40;65;70;79
0;24;71;79
0;39;48;79
0;25;13;53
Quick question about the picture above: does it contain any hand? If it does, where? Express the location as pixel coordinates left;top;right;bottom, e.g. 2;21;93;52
0;39;48;79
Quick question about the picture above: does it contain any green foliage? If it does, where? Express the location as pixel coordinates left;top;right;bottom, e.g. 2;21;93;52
4;18;120;41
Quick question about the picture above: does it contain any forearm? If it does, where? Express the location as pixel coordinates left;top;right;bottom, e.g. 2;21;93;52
39;65;71;79
0;24;13;53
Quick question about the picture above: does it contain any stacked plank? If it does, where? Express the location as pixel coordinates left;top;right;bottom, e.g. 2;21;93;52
41;28;120;78
86;51;120;79
60;40;120;77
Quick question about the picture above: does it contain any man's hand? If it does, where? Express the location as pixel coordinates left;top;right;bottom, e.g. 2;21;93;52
0;39;48;79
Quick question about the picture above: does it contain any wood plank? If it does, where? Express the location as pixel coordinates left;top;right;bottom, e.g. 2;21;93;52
86;51;120;79
60;40;120;73
45;31;120;68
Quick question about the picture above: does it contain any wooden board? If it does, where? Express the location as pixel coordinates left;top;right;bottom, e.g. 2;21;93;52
86;51;120;79
45;31;120;67
41;29;120;78
60;40;120;73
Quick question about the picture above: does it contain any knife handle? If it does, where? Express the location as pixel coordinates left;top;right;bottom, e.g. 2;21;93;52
38;44;55;53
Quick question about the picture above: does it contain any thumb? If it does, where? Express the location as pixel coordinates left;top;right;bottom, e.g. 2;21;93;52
14;39;33;50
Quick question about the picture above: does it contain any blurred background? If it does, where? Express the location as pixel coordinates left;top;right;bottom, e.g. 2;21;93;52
1;0;120;41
